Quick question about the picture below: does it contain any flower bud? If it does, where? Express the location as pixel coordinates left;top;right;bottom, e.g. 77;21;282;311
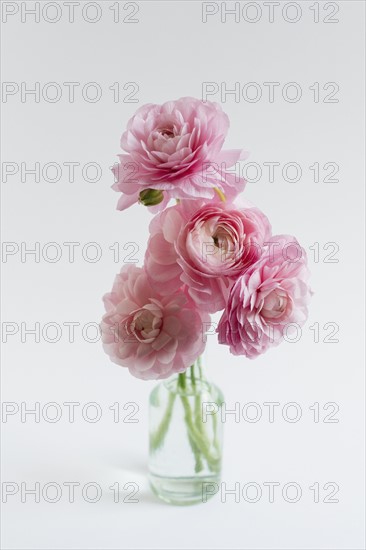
139;189;164;207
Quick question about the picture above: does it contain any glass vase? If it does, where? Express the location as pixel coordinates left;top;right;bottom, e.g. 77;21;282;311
148;357;224;505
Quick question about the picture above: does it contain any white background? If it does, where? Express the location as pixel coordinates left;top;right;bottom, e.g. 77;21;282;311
1;1;365;549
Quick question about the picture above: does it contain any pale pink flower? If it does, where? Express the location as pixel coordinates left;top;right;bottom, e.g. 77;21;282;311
112;97;247;211
144;203;190;296
101;265;209;380
145;200;271;313
217;235;312;358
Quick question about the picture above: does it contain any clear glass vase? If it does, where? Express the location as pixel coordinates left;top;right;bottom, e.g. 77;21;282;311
148;357;224;505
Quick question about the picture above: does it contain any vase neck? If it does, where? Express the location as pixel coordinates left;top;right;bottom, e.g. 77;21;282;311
163;356;206;393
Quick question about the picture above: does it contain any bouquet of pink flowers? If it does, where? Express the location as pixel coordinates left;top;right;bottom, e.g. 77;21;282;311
101;97;312;380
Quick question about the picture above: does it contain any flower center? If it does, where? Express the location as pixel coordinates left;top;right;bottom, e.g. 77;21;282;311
127;306;162;343
261;290;288;320
211;224;237;264
157;126;175;138
213;225;233;251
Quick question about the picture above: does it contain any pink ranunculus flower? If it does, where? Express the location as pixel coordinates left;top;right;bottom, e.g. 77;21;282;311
217;235;312;358
145;200;271;313
144;203;191;296
112;97;247;211
101;264;209;380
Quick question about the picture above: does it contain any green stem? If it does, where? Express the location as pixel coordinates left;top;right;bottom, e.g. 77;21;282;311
180;393;220;472
211;403;220;454
197;355;203;379
195;356;220;455
150;391;176;451
190;365;196;387
150;359;221;474
179;366;221;473
178;372;186;390
178;369;203;472
194;391;206;449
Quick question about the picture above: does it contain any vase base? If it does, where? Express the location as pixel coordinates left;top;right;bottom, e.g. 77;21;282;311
149;473;220;505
